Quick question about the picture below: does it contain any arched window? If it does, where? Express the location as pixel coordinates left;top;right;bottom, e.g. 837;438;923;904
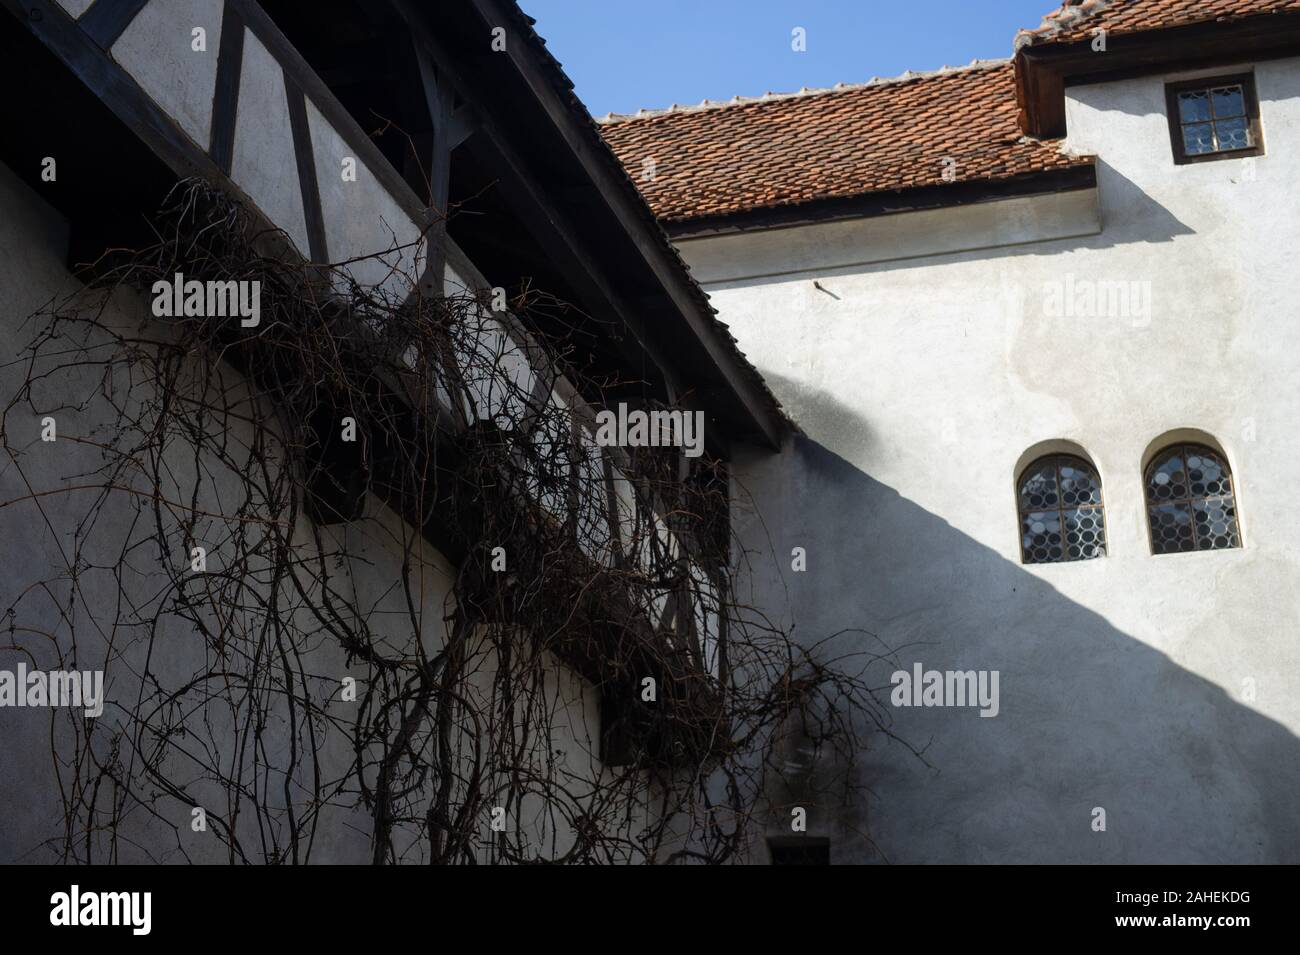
1018;455;1107;564
1145;443;1240;553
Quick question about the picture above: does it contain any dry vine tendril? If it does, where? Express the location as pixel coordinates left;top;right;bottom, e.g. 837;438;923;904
1;179;910;864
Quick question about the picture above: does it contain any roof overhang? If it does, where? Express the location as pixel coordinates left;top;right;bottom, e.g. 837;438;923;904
404;0;790;451
2;0;789;456
1015;10;1300;137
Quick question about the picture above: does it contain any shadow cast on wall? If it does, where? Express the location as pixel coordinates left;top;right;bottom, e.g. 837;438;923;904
732;385;1300;864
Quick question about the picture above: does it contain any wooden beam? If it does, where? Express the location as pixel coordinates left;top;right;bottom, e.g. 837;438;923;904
79;0;149;50
285;68;328;263
209;1;246;175
446;104;478;150
1015;48;1067;140
414;40;454;292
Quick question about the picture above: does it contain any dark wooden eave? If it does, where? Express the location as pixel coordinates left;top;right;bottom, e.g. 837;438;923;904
9;0;788;461
396;0;789;453
1016;11;1300;138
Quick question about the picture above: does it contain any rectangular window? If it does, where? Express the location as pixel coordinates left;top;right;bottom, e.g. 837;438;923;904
1165;73;1262;164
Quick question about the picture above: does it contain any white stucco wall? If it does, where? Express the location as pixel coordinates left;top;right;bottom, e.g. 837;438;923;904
685;56;1300;863
103;0;426;286
230;29;311;255
0;161;612;864
111;0;224;148
306;99;425;295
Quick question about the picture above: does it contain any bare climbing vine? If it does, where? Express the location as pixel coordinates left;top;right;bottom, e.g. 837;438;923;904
0;180;912;864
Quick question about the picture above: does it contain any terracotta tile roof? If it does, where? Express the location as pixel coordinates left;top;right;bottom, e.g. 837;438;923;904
598;60;1087;225
1016;0;1300;47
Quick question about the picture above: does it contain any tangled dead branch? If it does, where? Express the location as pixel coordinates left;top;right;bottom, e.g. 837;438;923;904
0;180;911;864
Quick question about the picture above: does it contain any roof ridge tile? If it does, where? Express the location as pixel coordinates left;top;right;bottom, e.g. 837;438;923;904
596;58;1009;124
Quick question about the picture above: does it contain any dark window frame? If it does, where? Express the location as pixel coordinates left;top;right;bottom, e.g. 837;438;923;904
1016;454;1108;566
1165;72;1264;165
1143;443;1242;555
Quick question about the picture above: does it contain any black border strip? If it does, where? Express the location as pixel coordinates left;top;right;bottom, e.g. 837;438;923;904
5;864;1284;935
284;68;328;264
209;2;245;175
79;0;150;50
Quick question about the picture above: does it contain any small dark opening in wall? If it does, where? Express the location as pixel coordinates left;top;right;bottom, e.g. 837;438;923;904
768;838;830;865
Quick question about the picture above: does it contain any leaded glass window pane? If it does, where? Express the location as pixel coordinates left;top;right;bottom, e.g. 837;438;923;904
1174;81;1254;156
1144;444;1240;554
1018;455;1106;564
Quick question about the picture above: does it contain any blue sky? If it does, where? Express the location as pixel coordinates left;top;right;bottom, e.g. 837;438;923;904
519;0;1058;117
